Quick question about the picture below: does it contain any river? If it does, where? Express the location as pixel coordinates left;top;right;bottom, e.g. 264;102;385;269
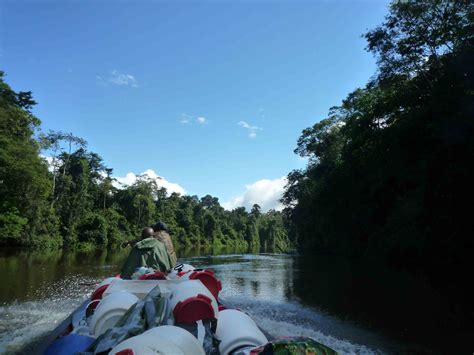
0;249;460;354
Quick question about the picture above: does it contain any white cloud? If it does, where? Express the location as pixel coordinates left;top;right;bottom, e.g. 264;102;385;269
238;120;262;138
114;169;186;195
222;177;287;212
40;154;56;172
238;121;258;130
109;70;138;87
97;70;139;87
179;113;191;124
178;114;208;125
196;116;207;125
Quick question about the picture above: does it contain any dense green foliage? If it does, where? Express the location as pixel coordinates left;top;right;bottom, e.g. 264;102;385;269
0;72;290;252
283;2;474;333
0;73;61;248
283;1;473;269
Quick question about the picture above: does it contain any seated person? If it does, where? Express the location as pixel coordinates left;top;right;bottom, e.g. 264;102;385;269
152;221;177;267
120;227;173;279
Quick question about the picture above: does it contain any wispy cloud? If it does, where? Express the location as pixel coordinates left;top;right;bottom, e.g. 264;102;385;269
178;114;209;125
179;113;192;124
109;70;138;87
238;120;262;138
238;121;260;130
96;70;139;87
196;116;207;125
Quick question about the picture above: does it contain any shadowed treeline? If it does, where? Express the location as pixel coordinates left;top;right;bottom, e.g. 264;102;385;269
282;0;473;346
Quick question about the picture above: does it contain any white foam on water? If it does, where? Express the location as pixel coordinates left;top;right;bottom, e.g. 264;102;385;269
255;317;381;355
0;300;73;354
0;276;97;354
221;296;389;354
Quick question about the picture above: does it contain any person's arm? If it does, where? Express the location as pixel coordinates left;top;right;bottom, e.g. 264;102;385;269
121;239;140;248
121;247;140;279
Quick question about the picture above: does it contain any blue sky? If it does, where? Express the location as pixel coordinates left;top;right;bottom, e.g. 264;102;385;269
0;0;390;210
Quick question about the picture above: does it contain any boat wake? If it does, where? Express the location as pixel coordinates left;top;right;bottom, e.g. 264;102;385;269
0;276;97;354
0;299;76;354
222;296;387;355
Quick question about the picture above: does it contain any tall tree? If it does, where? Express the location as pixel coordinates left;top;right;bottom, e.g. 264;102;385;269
0;72;59;247
284;0;473;264
40;130;87;207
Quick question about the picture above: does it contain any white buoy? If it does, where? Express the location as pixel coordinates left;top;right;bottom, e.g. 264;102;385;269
167;263;195;279
109;325;205;355
216;309;268;355
89;291;138;337
169;280;219;324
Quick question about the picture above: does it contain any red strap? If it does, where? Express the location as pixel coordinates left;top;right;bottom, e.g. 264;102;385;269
115;349;134;355
90;284;109;301
138;271;167;280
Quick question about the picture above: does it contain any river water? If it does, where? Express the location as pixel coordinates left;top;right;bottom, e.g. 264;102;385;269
0;249;460;354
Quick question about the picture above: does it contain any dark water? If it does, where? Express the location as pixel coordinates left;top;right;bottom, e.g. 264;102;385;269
0;249;464;354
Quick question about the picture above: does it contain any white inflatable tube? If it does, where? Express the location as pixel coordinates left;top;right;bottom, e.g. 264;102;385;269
89;291;139;337
167;263;195;279
109;325;205;355
216;309;268;355
169;280;219;323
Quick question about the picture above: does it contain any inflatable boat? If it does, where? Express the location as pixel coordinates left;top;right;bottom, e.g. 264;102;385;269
33;263;337;355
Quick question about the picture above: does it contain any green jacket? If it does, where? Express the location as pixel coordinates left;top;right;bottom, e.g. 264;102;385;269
120;238;173;279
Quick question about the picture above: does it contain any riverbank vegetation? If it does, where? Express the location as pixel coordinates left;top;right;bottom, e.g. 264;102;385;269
0;74;290;251
283;0;473;328
285;0;472;265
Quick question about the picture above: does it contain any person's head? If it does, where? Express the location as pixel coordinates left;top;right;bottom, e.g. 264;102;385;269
141;227;155;239
153;221;168;232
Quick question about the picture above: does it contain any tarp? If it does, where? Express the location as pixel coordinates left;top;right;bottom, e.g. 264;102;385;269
80;284;219;355
80;284;169;354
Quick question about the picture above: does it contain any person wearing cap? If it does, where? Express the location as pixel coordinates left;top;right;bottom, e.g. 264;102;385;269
120;227;173;279
152;221;177;267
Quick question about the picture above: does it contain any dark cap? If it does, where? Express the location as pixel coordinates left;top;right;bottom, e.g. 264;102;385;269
153;221;168;232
